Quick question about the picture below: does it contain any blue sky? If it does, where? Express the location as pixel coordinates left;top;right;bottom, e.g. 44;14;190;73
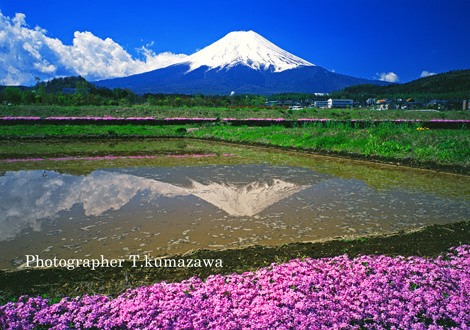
1;0;469;85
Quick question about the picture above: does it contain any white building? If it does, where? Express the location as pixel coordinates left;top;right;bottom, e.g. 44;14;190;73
327;99;353;109
314;100;329;109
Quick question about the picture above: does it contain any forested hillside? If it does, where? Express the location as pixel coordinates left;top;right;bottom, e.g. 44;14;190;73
330;70;470;101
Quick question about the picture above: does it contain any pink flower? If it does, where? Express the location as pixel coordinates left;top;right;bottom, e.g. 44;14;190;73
1;245;469;329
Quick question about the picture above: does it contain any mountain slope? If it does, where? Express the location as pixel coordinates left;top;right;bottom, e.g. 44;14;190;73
96;63;384;95
95;31;387;95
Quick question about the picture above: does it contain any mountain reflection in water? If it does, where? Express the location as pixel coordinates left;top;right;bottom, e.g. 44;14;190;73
188;179;307;217
0;167;313;241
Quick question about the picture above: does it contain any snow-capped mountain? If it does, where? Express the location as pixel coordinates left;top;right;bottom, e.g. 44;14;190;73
183;30;314;73
96;31;388;94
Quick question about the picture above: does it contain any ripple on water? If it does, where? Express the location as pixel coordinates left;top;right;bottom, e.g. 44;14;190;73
0;146;469;269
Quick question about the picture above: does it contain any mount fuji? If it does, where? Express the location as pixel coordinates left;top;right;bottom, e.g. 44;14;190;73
96;31;388;95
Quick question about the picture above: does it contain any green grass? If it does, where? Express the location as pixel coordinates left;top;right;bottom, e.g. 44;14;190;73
1;122;468;170
191;123;470;168
2;104;470;120
0;124;187;138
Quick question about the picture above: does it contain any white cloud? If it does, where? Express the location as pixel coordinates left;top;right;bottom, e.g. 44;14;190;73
0;12;188;85
12;12;26;26
137;47;188;72
420;70;436;78
0;170;190;241
377;72;399;83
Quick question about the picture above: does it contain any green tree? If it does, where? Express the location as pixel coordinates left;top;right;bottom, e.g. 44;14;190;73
21;90;36;104
2;87;23;104
75;80;90;96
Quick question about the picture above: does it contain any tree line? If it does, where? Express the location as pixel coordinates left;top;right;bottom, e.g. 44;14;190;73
0;77;137;106
0;76;275;108
2;70;469;108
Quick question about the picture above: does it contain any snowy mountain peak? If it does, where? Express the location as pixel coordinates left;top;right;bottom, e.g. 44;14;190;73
183;30;315;73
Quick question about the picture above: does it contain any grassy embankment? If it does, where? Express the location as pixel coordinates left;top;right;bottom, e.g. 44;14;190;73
1;122;469;172
2;105;469;172
189;123;469;172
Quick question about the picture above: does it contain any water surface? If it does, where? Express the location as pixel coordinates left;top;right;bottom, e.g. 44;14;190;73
1;140;468;270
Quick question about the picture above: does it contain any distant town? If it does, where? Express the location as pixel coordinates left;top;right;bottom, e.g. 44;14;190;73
267;98;470;111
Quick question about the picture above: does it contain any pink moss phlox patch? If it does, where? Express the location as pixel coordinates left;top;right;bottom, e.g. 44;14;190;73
167;153;218;158
1;245;469;329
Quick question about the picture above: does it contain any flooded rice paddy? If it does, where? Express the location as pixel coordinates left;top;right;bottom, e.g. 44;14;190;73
0;139;469;270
